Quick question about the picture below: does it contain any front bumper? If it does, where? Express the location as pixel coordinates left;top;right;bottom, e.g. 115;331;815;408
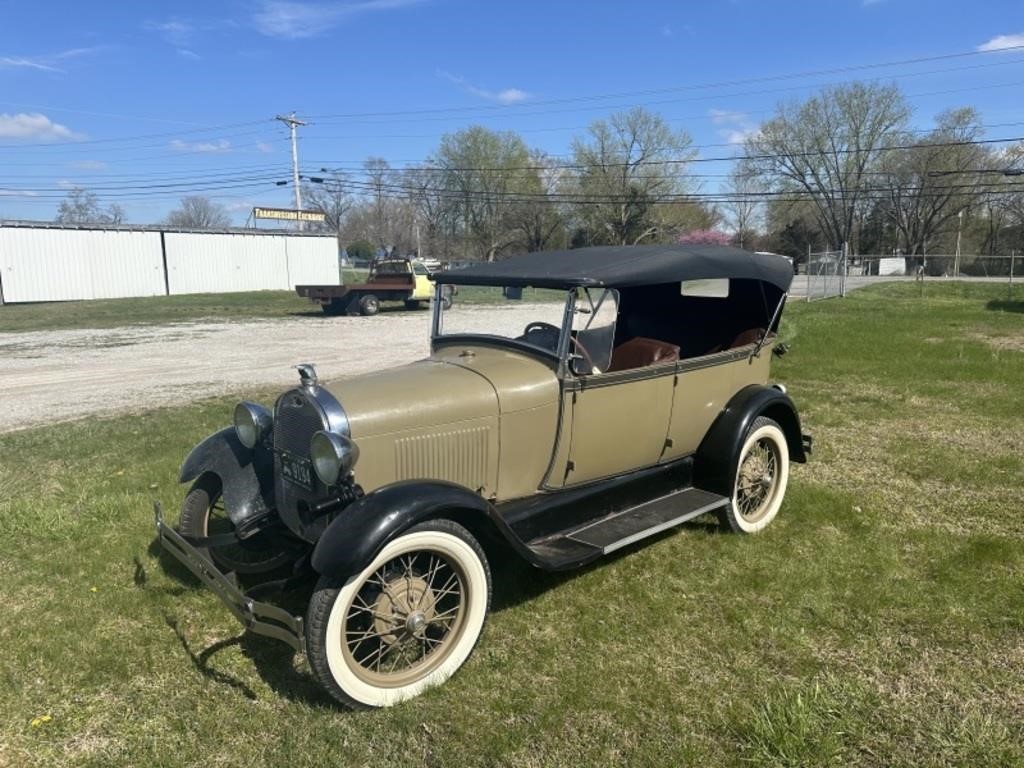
154;502;306;654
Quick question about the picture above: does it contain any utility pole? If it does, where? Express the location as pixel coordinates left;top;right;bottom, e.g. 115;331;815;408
954;209;963;277
276;112;306;228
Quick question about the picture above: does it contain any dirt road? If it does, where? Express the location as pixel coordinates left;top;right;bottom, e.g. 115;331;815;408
0;303;559;433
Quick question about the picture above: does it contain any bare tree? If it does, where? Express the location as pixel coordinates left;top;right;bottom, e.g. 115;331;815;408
571;107;697;245
721;160;763;249
880;108;986;255
165;196;231;229
745;82;911;250
55;187;125;226
302;170;353;237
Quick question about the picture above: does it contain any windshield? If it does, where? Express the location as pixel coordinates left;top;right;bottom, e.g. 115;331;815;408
435;286;570;356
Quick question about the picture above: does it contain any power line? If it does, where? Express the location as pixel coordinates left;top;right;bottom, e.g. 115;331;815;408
305;44;1024;121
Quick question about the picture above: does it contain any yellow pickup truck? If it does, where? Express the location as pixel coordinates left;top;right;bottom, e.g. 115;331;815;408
296;258;448;316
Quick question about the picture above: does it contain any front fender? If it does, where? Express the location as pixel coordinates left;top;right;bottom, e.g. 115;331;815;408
179;427;273;525
694;385;808;497
311;480;506;577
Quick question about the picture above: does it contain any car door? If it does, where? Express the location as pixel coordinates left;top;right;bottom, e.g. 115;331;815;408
411;263;433;300
559;289;674;486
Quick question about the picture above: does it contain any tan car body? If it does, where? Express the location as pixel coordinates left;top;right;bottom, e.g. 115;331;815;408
327;335;771;502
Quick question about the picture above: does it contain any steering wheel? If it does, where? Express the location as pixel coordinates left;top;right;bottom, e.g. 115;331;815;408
521;322;596;373
522;321;561;351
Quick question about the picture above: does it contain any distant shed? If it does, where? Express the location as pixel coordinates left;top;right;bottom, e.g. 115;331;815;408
0;221;339;304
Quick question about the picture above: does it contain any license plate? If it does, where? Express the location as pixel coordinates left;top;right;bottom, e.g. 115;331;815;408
280;453;314;491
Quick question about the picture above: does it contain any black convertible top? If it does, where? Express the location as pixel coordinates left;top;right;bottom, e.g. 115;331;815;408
435;244;794;292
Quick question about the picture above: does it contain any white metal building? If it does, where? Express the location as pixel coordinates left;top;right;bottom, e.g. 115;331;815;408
0;221;339;304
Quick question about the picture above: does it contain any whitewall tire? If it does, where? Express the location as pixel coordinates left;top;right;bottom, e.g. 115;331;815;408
305;519;491;708
721;416;790;534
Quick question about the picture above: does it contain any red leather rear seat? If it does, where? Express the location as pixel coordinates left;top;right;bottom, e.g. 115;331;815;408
607;337;680;372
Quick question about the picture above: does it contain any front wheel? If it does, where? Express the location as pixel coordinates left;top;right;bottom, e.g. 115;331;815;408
358;294;380;316
720;416;790;534
305;519;491;708
177;474;294;574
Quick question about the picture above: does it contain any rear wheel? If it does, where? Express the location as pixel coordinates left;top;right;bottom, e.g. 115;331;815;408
305;519;491;708
358;294;380;316
178;474;293;574
404;299;421;310
720;416;790;534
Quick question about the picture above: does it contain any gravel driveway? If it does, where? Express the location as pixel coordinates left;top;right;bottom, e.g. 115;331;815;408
0;303;558;433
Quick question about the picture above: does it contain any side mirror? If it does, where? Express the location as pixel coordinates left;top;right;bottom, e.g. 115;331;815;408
503;286;523;300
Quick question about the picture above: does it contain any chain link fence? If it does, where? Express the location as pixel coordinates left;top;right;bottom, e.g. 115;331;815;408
805;249;846;302
795;251;1019;301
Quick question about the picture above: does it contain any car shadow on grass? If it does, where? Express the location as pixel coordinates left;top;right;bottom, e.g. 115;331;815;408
986;298;1024;313
487;514;723;613
144;514;725;708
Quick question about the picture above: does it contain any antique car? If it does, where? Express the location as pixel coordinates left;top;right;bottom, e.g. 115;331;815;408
155;244;811;708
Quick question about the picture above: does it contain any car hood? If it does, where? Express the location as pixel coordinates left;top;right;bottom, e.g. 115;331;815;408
322;345;559;440
324;359;497;440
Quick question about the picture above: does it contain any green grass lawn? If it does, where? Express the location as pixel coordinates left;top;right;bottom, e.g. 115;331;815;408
0;283;559;333
1;284;1022;767
0;291;316;333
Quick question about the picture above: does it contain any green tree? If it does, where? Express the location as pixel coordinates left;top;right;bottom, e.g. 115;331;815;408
346;239;375;262
430;126;538;260
570;107;697;245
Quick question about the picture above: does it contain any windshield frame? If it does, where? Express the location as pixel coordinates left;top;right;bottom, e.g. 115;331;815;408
430;283;576;366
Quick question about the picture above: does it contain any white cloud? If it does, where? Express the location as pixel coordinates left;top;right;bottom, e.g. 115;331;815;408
69;160;108;171
0;47;100;73
0;189;40;197
708;109;759;145
56;179;76;189
977;33;1024;53
256;141;276;153
170;138;232;154
253;0;423;39
144;19;194;46
0;113;80;141
177;49;201;60
493;88;528;105
439;71;530;104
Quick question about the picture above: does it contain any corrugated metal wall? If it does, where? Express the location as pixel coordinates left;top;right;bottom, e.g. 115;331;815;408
0;225;339;304
0;227;165;303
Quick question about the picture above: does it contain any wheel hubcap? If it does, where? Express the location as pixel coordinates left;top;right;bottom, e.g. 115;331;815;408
736;438;780;523
342;551;467;686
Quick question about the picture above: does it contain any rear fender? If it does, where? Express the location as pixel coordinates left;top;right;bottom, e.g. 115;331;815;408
311;480;516;577
694;385;807;497
179;427;274;525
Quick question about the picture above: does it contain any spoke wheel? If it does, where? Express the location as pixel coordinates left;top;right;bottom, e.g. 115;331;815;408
178;474;293;574
721;416;790;534
306;519;491;708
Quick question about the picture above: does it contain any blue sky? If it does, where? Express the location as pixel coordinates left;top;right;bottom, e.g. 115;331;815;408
1;0;1022;224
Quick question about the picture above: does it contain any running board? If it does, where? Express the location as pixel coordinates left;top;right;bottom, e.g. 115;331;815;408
523;487;729;568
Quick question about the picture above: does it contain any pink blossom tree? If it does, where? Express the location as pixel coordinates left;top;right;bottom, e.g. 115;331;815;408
677;229;732;246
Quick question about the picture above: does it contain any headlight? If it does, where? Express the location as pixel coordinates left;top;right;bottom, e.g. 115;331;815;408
310;431;360;486
233;401;272;449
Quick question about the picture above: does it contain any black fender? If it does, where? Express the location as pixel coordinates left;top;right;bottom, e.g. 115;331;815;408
179;427;274;525
693;385;808;498
311;480;513;577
